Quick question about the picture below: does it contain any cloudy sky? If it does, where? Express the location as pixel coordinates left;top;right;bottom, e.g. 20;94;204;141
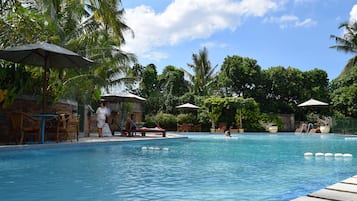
121;0;357;80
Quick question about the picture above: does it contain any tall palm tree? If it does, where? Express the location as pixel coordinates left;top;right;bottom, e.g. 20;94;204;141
186;47;217;96
330;21;357;77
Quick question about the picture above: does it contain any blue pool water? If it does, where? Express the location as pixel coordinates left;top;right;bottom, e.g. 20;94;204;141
1;133;357;201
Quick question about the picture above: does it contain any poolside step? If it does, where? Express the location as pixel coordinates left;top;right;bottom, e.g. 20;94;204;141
291;196;328;201
292;175;357;201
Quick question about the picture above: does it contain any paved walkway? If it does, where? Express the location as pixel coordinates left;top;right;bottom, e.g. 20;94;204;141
292;175;357;201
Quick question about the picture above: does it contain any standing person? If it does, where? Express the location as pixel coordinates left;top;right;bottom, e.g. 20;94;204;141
96;102;109;137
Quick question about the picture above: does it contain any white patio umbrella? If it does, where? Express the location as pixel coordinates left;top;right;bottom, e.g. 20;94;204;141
176;103;200;109
298;98;328;107
102;93;146;102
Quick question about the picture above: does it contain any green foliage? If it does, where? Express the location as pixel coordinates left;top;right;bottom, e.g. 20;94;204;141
259;113;282;131
177;113;197;124
143;115;157;128
159;65;189;97
330;21;357;77
186;47;217;96
220;55;261;97
0;63;40;107
330;66;357;117
140;64;159;97
144;112;177;130
155;112;177;129
202;96;260;130
204;96;225;128
1;0;136;107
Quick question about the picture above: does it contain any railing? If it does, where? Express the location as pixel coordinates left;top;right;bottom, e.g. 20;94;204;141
332;117;357;134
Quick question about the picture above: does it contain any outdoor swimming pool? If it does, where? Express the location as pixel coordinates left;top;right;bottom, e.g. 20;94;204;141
0;133;357;201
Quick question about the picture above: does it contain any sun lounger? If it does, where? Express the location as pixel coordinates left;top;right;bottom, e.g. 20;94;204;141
135;127;166;137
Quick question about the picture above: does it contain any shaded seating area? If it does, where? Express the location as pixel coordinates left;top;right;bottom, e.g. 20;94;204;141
45;112;80;142
10;112;41;144
56;113;80;142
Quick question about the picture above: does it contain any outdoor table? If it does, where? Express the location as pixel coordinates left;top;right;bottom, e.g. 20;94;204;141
32;114;58;144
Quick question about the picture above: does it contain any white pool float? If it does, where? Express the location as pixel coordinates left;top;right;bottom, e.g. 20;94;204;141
304;152;313;156
324;153;333;157
343;153;353;157
315;152;324;157
334;153;343;157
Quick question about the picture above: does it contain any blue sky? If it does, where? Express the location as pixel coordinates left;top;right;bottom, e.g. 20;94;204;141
121;0;357;80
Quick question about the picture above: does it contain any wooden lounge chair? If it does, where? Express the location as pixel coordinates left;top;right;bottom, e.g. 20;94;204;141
10;112;41;144
56;113;80;142
135;127;166;137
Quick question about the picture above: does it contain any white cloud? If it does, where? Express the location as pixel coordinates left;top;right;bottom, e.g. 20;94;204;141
295;18;317;27
200;41;227;49
264;15;317;29
294;0;318;5
122;0;280;62
350;4;357;23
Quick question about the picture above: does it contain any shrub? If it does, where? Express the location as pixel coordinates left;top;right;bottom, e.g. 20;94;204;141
177;113;197;124
144;112;177;130
155;112;177;130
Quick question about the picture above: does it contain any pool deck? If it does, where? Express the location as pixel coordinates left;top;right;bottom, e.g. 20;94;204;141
77;132;186;143
292;175;357;201
0;132;186;148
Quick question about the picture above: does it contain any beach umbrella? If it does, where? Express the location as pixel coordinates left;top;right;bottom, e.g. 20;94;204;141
102;93;146;103
298;98;328;107
0;42;93;112
176;103;200;110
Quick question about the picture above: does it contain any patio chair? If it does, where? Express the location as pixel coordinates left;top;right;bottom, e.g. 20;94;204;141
10;112;41;144
56;113;79;142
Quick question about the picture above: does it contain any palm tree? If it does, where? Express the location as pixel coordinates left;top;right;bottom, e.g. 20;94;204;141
186;47;217;96
0;0;136;103
330;21;357;77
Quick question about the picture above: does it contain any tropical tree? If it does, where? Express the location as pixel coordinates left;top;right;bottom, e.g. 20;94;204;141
219;55;262;98
138;64;162;114
262;66;305;113
302;68;329;100
159;65;189;96
0;0;136;105
203;96;225;130
330;66;357;117
186;47;217;96
330;21;357;77
158;65;190;113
